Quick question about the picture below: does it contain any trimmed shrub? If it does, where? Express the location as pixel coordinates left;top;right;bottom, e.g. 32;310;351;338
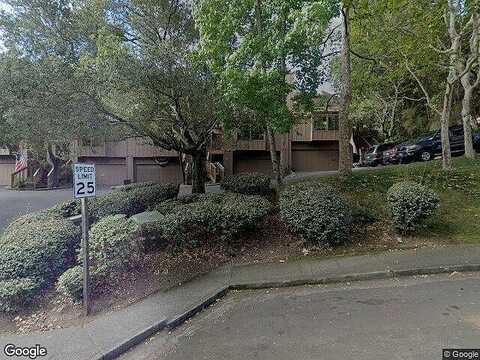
387;181;440;232
117;181;157;192
89;184;178;222
0;218;81;283
221;173;271;196
143;193;272;248
131;183;178;208
351;207;379;225
84;215;140;276
0;278;41;312
56;266;83;301
280;184;352;246
47;200;81;218
3;211;59;237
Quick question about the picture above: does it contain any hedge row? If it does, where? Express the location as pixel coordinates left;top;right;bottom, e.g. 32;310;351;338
221;173;271;196
134;193;272;249
89;183;178;222
0;218;81;311
0;182;177;310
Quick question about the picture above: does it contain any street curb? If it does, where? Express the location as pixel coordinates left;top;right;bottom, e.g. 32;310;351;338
97;263;480;359
229;271;393;290
166;287;229;330
99;320;168;360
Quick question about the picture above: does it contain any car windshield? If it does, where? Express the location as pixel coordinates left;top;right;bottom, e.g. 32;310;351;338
367;146;377;154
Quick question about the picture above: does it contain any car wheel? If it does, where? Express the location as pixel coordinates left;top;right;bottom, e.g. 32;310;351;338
420;151;432;161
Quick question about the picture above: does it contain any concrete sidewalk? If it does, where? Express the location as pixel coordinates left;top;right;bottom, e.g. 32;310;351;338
2;245;480;360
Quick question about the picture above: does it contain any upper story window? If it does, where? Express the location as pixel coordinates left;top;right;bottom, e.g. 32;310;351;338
238;128;265;141
81;137;104;147
313;112;339;131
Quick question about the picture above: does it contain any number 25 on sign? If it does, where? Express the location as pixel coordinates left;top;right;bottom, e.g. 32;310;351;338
74;163;96;198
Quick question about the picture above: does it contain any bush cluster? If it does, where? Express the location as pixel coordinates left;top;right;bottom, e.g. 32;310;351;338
138;193;272;248
89;183;178;222
0;219;81;282
0;278;41;312
280;184;352;246
221;173;271;196
0;218;81;311
57;215;140;300
0;182;176;308
387;181;440;232
56;266;83;301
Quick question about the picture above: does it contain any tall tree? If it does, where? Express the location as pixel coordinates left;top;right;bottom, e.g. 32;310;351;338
85;0;229;193
452;1;480;159
1;0;227;192
337;2;352;177
195;0;338;184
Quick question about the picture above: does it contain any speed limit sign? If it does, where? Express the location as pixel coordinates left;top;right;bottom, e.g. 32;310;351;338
73;163;96;198
73;163;96;316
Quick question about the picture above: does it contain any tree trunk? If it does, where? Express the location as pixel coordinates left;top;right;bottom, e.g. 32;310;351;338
462;87;476;159
440;83;453;170
191;148;207;194
338;5;353;177
267;126;282;186
47;144;61;189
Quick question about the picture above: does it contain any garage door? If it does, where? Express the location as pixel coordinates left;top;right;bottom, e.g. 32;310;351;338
135;163;183;185
234;151;274;176
95;163;127;186
292;143;339;172
0;161;15;186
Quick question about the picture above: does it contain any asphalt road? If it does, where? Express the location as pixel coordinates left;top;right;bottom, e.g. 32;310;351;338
0;186;108;233
121;272;480;360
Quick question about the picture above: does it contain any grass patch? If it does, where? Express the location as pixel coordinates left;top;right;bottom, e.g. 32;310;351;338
291;157;480;244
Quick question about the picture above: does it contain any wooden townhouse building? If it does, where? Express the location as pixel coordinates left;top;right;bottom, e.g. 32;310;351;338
0;108;341;187
71;110;340;186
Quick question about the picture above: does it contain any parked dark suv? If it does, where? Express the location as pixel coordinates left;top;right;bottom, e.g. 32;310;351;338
364;143;397;167
398;125;480;163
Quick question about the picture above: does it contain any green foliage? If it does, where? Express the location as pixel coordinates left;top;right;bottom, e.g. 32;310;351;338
0;218;81;283
221;173;271;195
56;266;83;302
280;184;352;246
46;200;81;218
117;182;157;192
351;207;379;225
194;0;337;134
0;278;41;312
387;181;440;233
89;184;178;222
142;193;272;248
85;215;140;277
347;0;447;139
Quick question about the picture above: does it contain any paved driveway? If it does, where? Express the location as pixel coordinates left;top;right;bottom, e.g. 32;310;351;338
0;186;108;233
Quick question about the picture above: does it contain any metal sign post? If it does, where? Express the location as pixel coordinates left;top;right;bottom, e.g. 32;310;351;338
73;164;96;316
81;197;90;316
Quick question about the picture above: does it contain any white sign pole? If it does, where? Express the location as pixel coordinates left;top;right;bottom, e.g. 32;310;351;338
73;163;96;316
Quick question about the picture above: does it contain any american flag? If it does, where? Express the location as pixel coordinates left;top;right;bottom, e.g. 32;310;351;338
15;151;28;172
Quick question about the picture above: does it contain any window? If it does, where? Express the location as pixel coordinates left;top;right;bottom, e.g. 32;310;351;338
328;113;339;130
313;112;339;130
81;137;104;147
238;128;265;140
